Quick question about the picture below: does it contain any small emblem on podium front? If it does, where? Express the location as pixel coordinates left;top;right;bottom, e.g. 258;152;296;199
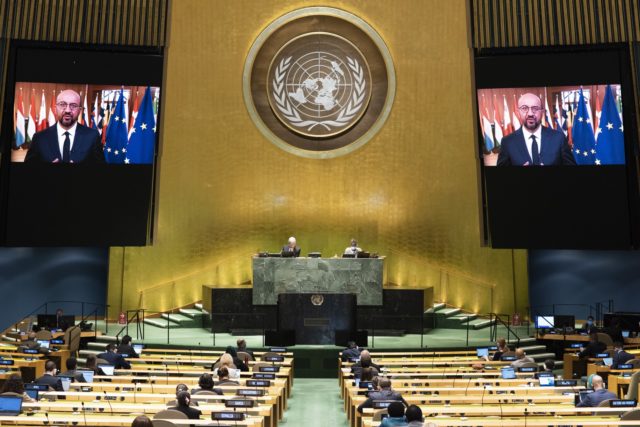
310;294;324;306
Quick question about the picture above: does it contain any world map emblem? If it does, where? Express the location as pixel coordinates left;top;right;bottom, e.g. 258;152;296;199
243;7;395;158
268;34;372;138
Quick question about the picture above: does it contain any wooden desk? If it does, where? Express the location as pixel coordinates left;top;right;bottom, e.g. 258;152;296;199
0;414;262;426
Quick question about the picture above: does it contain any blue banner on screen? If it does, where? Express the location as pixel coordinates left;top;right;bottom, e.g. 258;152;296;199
11;83;160;164
477;84;625;167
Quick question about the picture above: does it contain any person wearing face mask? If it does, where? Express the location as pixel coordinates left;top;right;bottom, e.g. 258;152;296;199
344;238;362;255
583;316;597;334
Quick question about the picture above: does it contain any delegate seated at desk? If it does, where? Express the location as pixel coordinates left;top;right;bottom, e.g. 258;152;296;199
579;333;607;359
281;237;301;257
612;341;635;368
576;375;616;407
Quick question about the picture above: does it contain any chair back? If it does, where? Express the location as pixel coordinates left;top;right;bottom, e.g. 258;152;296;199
372;408;388;421
252;362;271;372
597;398;614;407
260;352;280;360
596;332;614;347
35;330;53;340
96;358;110;366
625;370;640;400
152;420;176;427
153;409;188;420
237;351;253;363
518;362;538;370
621;408;640;421
64;326;81;356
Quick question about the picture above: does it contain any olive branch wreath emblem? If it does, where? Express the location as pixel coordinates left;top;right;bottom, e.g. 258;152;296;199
271;56;366;132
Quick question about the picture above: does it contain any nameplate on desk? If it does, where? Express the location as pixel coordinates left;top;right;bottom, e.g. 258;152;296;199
269;347;287;353
372;400;395;409
610;399;637;407
212;411;245;421
556;379;577;386
618;364;633;369
237;388;265;396
253;373;275;380
259;366;280;373
569;343;582;348
303;317;329;327
263;355;284;363
596;353;609;358
518;367;536;372
246;380;270;387
50;339;64;345
0;360;15;366
225;399;255;408
23;349;38;354
501;356;516;361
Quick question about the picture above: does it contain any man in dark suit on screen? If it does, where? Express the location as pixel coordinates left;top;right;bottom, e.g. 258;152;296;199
25;89;105;164
497;93;576;166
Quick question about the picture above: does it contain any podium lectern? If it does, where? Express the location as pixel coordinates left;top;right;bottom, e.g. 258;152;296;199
277;293;356;345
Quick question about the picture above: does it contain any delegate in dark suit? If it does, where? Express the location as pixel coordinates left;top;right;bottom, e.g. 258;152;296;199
612;349;635;369
576;388;617;407
97;350;131;369
497;127;576;166
281;245;301;257
35;374;63;391
24;124;105;164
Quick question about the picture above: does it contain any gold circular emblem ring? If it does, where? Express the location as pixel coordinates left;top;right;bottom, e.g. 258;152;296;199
243;7;395;159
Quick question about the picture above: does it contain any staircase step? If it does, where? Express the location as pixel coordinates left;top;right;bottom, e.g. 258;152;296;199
437;308;462;318
179;309;205;319
425;303;447;314
143;318;181;329
448;314;478;323
472;319;496;330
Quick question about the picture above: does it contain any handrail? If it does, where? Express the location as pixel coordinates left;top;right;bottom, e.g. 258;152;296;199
489;312;521;347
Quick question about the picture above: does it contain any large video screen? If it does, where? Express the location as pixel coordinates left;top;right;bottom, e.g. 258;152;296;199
12;83;159;165
475;47;639;249
478;85;624;167
0;43;163;246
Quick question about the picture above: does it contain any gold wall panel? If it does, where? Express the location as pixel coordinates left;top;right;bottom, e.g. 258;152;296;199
108;0;529;318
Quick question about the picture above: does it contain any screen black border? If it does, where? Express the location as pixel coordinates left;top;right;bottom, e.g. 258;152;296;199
0;40;164;246
474;44;640;249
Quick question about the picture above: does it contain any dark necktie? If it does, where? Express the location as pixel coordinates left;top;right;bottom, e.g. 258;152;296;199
531;135;540;166
62;131;70;163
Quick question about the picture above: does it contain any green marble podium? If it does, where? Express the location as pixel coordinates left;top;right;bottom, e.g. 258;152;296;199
252;256;384;306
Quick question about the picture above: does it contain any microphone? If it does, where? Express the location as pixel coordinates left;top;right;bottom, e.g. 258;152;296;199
44;411;50;425
464;376;473;396
150;378;155;394
451;368;460;388
132;379;138;404
480;385;487;406
103;391;114;415
524;407;528;427
80;401;88;426
164;363;170;385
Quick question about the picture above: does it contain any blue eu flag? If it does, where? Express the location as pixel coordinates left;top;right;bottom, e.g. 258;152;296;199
126;87;156;164
595;85;625;165
571;88;596;165
104;89;129;164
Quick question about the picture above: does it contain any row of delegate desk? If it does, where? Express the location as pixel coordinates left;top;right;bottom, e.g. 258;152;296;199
536;333;640;397
0;345;294;427
339;349;640;427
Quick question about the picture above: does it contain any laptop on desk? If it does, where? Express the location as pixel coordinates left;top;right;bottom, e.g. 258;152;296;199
98;364;115;376
0;395;23;416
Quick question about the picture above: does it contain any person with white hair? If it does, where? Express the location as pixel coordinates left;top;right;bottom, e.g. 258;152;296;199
281;236;300;257
576;375;617;407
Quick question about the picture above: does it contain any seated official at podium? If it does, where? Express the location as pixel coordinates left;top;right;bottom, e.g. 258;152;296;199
344;238;362;255
281;236;301;257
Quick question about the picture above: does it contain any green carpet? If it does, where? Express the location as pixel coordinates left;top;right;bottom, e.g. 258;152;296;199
280;378;348;427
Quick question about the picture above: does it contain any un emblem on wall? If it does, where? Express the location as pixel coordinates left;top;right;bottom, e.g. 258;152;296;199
244;8;395;159
268;34;371;138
